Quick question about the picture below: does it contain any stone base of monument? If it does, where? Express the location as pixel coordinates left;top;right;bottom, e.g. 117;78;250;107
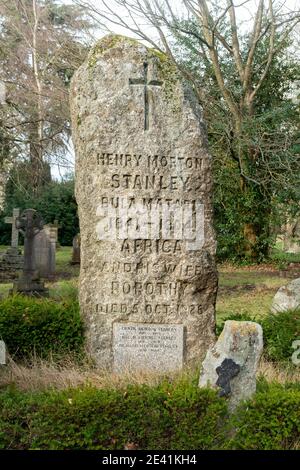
0;247;24;282
11;277;49;298
2;247;22;259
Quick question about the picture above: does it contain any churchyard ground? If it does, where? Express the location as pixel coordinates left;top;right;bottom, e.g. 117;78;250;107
0;246;300;449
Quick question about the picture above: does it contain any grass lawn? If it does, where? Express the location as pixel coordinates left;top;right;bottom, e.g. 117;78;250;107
217;257;300;322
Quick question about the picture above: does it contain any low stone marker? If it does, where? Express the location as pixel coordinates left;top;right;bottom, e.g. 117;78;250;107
199;320;263;410
0;340;6;365
113;323;184;373
271;278;300;313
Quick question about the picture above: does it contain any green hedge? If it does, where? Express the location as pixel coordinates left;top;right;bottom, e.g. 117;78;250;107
227;385;300;450
0;382;299;450
217;309;300;363
0;296;84;359
262;309;300;362
0;382;227;450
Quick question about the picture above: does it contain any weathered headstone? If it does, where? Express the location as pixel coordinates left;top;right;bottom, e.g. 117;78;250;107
71;234;81;265
70;35;218;370
52;220;62;250
199;321;263;410
271;278;300;313
33;225;56;279
46;225;57;274
12;209;49;297
0;208;23;281
0;340;6;365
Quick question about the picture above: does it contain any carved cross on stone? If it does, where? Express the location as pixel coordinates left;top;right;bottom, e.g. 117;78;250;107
129;61;163;131
216;358;241;397
5;208;20;249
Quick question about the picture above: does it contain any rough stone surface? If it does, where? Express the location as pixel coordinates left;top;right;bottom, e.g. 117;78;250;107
70;35;218;369
199;320;263;410
271;278;300;313
113;322;184;373
0;340;6;365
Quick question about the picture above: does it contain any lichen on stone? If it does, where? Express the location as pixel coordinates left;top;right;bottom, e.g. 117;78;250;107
77;115;82;127
147;49;181;114
88;34;140;69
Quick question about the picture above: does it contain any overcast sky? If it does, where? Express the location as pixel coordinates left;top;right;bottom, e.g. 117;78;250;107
85;0;300;37
52;0;300;179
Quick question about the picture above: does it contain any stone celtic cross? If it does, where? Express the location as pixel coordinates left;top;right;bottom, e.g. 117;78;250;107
5;208;20;249
129;61;163;131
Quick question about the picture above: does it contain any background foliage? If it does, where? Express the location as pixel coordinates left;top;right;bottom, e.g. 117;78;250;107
0;295;84;359
0;169;79;246
217;309;300;363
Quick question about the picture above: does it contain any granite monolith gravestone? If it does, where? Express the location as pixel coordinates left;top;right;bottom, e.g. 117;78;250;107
70;35;218;371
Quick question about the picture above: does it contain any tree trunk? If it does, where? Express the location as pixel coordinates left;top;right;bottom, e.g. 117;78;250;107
240;175;271;260
28;119;51;193
30;0;47;193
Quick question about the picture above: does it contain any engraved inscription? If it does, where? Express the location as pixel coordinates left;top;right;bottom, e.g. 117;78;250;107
113;322;184;372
